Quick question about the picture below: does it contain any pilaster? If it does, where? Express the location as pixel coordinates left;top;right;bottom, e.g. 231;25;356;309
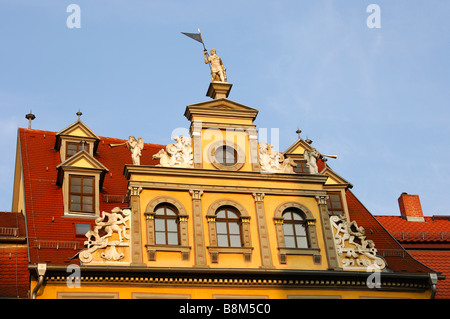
316;195;341;270
252;193;274;268
128;186;145;266
189;189;207;267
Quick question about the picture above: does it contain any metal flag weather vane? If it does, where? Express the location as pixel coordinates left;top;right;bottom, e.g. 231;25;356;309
181;28;207;51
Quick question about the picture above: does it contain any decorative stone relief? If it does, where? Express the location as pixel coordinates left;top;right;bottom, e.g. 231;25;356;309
79;207;131;264
259;142;296;174
152;136;193;168
330;215;386;271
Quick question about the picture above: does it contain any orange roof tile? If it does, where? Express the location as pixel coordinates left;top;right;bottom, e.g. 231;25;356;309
0;247;29;298
408;250;450;299
375;215;450;243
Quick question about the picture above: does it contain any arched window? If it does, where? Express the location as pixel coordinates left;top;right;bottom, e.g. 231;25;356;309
282;208;309;249
154;204;179;246
216;206;242;247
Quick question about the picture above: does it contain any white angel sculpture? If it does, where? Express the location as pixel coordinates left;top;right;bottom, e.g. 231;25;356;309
126;136;144;165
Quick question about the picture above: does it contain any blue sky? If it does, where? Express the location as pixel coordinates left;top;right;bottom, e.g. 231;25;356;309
0;1;449;216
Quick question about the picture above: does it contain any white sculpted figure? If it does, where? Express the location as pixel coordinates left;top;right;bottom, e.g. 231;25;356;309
78;207;131;263
204;48;227;82
259;142;295;174
304;147;320;174
126;136;144;165
330;215;386;271
152;136;193;168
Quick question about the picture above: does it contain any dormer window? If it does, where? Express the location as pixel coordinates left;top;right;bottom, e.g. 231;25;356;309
66;141;90;159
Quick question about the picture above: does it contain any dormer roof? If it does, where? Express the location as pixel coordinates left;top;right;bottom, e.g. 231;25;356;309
56;150;109;186
55;120;100;153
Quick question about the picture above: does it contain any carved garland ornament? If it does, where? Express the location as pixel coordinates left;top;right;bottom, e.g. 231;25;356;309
152;136;193;168
79;207;131;264
330;215;386;271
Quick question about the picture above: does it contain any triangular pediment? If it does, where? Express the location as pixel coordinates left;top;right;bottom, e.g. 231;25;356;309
56;150;108;186
321;166;353;188
185;99;259;121
55;120;100;152
57;120;100;139
284;138;312;155
57;150;108;171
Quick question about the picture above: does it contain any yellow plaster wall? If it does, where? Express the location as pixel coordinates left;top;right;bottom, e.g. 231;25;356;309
32;280;433;299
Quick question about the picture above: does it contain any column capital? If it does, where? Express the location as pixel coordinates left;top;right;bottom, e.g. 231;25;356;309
128;186;143;196
252;192;265;202
315;195;328;205
189;189;204;200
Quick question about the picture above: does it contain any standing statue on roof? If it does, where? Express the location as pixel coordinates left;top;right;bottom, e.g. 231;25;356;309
126;136;144;165
204;48;227;82
304;147;320;174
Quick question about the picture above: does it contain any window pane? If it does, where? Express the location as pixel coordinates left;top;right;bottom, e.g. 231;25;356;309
283;212;293;220
295;224;307;236
284;235;296;248
167;232;178;245
82;204;93;213
71;177;81;185
71;195;81;204
83;186;93;194
216;222;227;235
283;224;294;236
155;219;165;231
82;196;93;205
229;234;241;247
225;147;235;164
228;222;240;235
226;210;238;219
292;212;303;220
155;207;165;215
155;232;166;245
296;236;309;248
217;234;228;247
83;178;93;186
216;210;226;218
71;203;81;211
165;208;176;216
166;219;177;232
76;223;90;235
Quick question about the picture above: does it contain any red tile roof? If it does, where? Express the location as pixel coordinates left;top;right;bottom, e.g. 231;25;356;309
375;215;450;243
345;190;434;274
0;247;29;298
375;214;450;298
18;127;165;265
408;251;450;299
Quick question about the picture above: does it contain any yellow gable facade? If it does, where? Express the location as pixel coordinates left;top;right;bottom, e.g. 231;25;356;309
30;82;436;300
